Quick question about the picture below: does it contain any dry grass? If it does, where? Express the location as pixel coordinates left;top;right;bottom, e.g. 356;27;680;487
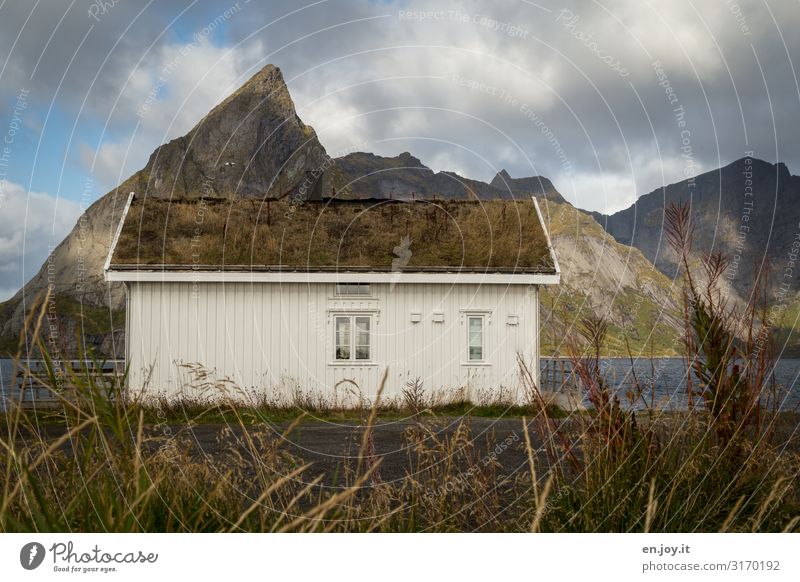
111;197;555;271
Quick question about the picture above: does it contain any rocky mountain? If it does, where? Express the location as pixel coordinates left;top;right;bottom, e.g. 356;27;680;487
0;64;332;355
143;64;329;199
594;157;800;296
0;62;683;358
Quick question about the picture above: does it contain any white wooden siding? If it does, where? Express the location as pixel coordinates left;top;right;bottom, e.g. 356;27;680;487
126;282;539;405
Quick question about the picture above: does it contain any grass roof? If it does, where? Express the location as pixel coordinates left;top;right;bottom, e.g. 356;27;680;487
110;196;556;273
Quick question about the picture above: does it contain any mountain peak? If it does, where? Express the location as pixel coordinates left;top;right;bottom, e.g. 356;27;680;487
396;151;426;167
495;169;512;181
223;64;288;105
490;170;565;203
141;62;328;199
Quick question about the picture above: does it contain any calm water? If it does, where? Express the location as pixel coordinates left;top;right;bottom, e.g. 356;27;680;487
593;358;800;411
2;357;800;411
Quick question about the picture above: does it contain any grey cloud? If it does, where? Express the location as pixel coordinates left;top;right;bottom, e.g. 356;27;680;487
0;0;797;213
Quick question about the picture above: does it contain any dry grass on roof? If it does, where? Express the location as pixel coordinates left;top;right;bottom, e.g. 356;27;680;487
111;197;555;272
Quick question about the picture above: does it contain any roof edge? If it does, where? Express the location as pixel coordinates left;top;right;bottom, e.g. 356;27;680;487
107;264;556;274
103;191;135;278
105;271;559;285
531;196;561;279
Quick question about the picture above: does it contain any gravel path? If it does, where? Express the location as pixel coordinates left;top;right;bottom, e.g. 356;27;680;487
174;416;540;488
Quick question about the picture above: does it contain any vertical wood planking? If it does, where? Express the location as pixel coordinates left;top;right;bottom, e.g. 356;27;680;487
127;281;541;404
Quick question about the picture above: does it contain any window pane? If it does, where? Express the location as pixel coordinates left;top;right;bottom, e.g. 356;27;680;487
336;283;369;296
468;316;483;334
355;316;370;360
468;317;483;360
335;317;351;360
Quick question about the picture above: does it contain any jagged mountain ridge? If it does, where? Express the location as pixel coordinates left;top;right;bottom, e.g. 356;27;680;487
594;157;800;298
332;151;559;201
490;169;567;204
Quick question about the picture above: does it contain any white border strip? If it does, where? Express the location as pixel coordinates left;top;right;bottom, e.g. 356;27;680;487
103;191;135;277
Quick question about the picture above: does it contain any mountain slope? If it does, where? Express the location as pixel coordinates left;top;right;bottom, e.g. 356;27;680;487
540;200;681;356
594;156;800;353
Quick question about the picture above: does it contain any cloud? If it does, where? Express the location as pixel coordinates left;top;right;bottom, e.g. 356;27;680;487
236;0;794;212
80;35;266;191
0;180;81;300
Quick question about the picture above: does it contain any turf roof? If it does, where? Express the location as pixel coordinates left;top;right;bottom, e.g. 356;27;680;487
109;196;556;274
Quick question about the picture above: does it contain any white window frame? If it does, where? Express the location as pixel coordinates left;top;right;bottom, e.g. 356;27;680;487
333;314;373;362
467;314;485;363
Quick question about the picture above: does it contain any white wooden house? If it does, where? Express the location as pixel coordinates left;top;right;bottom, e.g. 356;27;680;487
104;194;559;405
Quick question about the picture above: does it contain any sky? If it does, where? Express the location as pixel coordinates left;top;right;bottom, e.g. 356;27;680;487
0;0;798;300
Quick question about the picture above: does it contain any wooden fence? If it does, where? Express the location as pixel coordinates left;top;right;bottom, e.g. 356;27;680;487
2;360;125;408
540;357;578;392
